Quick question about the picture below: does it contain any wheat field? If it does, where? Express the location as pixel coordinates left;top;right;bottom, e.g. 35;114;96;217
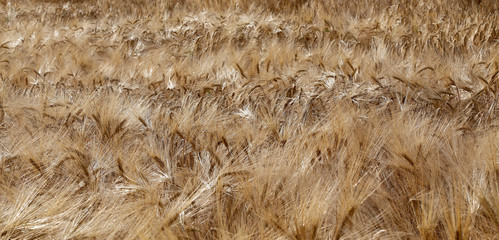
0;0;498;239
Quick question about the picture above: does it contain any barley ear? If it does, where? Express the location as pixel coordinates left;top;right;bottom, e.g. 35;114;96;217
0;98;4;124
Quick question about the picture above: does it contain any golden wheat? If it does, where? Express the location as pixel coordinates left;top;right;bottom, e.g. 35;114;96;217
0;0;498;239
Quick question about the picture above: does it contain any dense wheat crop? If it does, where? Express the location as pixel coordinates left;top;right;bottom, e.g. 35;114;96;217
0;0;498;239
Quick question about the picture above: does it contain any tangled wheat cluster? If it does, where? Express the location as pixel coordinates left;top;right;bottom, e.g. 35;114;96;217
0;0;498;239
